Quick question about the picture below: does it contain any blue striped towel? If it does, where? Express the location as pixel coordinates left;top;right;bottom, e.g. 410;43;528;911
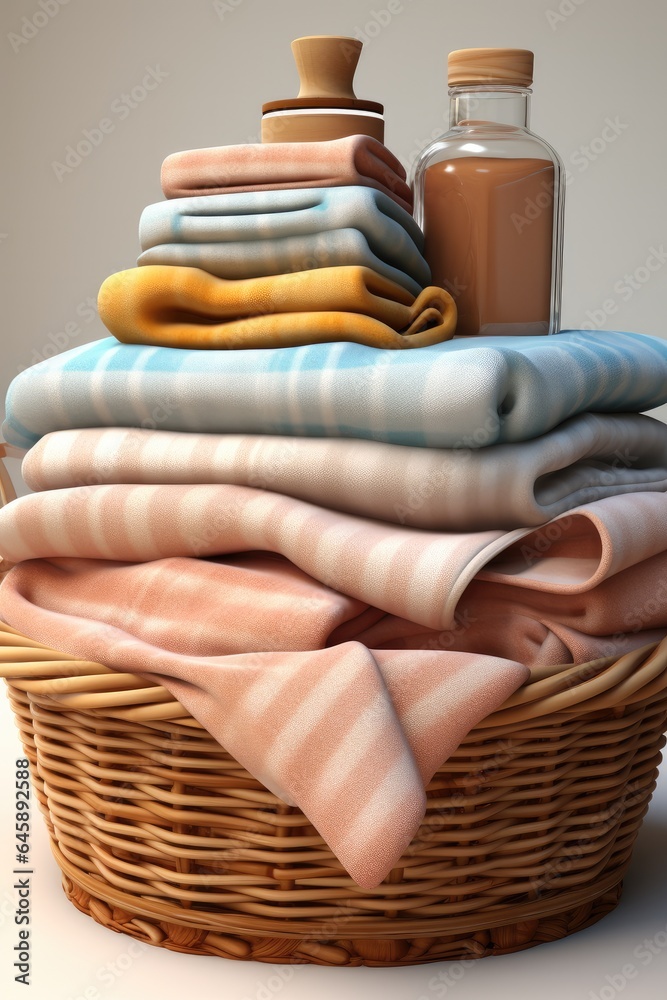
137;187;430;295
4;330;667;451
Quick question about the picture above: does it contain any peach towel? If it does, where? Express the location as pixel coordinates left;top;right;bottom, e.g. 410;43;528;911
2;486;667;633
22;414;667;529
98;265;457;350
0;555;527;887
161;134;413;212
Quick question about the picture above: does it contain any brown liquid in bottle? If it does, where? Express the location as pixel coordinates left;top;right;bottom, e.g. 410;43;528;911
423;157;554;336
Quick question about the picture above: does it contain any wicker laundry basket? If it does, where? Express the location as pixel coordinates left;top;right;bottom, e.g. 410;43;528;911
1;620;666;967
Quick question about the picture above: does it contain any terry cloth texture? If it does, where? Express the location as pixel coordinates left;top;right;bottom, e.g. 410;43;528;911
137;187;430;295
5;330;667;451
160;134;413;212
21;414;667;530
98;265;456;350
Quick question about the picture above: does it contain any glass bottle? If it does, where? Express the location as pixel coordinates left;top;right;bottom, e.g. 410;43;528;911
412;48;565;336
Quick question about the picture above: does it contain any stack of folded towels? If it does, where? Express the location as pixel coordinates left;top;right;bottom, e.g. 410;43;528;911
108;135;456;351
2;134;667;890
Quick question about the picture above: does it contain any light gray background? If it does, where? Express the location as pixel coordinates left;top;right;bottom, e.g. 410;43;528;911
1;0;666;997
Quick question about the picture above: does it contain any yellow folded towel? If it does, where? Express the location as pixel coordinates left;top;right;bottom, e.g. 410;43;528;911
98;265;457;350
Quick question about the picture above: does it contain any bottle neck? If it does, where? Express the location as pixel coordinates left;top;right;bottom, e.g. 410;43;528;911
448;85;531;129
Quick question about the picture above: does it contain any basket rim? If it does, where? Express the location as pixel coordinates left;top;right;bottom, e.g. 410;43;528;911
2;621;667;724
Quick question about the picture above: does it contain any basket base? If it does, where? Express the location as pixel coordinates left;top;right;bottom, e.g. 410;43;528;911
61;871;624;967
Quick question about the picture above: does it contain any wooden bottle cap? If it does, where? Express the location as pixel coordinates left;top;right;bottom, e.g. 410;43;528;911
261;35;384;142
448;48;534;89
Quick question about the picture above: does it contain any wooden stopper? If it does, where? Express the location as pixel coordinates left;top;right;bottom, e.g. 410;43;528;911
261;34;384;143
292;35;361;101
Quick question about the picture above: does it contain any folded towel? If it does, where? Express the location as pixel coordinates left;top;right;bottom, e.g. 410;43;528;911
421;552;667;664
22;414;667;529
98;265;456;350
161;134;413;213
137;188;430;295
5;331;667;451
2;486;666;632
0;556;528;887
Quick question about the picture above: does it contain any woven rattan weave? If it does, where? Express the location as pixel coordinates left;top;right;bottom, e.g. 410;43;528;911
1;622;666;966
